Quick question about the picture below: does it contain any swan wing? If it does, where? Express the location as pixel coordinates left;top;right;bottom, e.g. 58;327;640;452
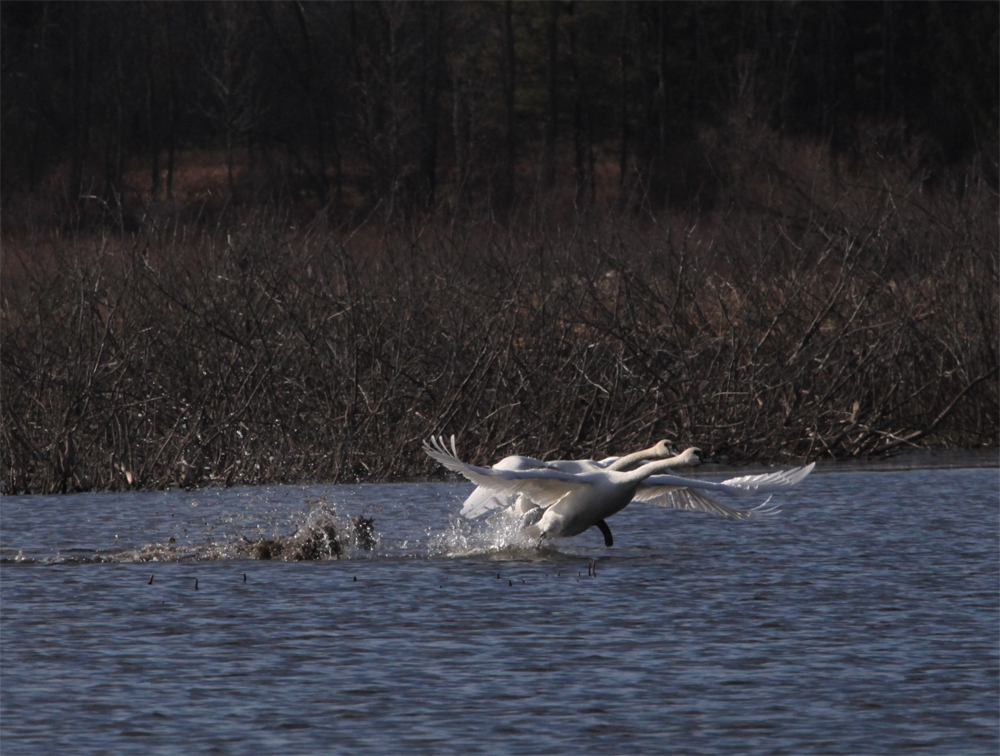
458;454;551;519
721;462;816;491
460;487;518;519
632;463;813;518
424;436;590;511
633;485;779;518
638;463;814;496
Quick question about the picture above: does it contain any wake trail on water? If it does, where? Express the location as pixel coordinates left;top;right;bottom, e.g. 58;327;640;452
3;501;557;565
4;505;378;565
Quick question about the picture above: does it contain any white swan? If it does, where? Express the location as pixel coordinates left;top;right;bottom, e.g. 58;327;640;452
460;440;701;520
424;435;814;546
546;440;695;474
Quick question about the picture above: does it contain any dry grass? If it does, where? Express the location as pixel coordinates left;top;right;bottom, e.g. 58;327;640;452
2;127;997;493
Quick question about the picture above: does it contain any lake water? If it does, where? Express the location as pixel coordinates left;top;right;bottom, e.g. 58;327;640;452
2;464;998;755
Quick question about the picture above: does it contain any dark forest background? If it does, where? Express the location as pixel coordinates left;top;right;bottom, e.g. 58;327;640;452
1;1;998;493
2;1;996;217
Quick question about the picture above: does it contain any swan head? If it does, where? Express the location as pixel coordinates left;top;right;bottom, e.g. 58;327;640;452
651;439;672;457
677;447;702;466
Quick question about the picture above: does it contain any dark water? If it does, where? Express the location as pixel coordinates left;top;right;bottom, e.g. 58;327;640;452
2;466;997;755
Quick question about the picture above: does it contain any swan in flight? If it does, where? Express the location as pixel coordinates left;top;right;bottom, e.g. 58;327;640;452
459;440;701;520
542;440;696;474
424;435;814;546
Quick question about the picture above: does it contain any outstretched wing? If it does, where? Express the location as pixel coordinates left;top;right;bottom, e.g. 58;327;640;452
633;484;779;519
632;463;815;519
424;436;590;512
720;463;815;491
460;487;518;519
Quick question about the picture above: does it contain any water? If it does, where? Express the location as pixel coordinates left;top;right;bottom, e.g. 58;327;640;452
2;465;997;755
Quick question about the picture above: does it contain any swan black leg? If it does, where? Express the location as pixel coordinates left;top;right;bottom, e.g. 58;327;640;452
595;519;613;547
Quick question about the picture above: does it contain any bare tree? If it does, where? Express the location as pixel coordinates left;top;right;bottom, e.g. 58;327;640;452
541;1;558;191
501;0;516;207
68;3;94;210
618;4;630;193
201;4;261;199
416;3;444;207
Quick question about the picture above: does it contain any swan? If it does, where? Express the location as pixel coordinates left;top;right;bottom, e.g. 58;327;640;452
459;440;701;519
546;440;695;474
424;435;815;546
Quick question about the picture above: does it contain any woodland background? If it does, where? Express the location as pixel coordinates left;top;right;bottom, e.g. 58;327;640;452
1;1;997;493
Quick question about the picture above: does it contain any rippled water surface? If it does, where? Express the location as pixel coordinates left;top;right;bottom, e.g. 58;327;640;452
2;465;998;755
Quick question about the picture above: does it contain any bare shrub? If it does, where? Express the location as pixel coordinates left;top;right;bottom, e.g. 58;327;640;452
2;133;996;493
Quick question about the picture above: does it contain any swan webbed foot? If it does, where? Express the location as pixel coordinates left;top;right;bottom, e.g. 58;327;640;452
594;519;613;547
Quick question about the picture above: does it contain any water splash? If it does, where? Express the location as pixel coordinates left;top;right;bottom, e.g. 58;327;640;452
2;486;575;565
420;511;551;559
4;503;378;565
237;505;376;561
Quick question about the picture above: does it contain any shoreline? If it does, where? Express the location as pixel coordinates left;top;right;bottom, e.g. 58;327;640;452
4;447;997;497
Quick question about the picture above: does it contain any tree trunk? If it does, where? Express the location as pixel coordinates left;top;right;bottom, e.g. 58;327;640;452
145;17;161;199
618;4;629;193
294;1;328;203
542;1;558;191
164;6;177;201
418;4;443;207
69;3;94;207
501;1;516;208
569;2;587;206
656;3;668;205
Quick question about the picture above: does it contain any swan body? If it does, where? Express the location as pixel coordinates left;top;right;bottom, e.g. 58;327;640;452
424;435;814;545
459;440;700;519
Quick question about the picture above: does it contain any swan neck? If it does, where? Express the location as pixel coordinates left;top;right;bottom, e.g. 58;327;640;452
620;457;687;485
606;444;659;471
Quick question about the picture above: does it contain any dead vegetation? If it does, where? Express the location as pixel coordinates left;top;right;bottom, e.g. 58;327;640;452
2;131;997;494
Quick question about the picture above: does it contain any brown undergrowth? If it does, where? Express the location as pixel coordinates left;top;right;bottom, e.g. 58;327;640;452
2;134;997;493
